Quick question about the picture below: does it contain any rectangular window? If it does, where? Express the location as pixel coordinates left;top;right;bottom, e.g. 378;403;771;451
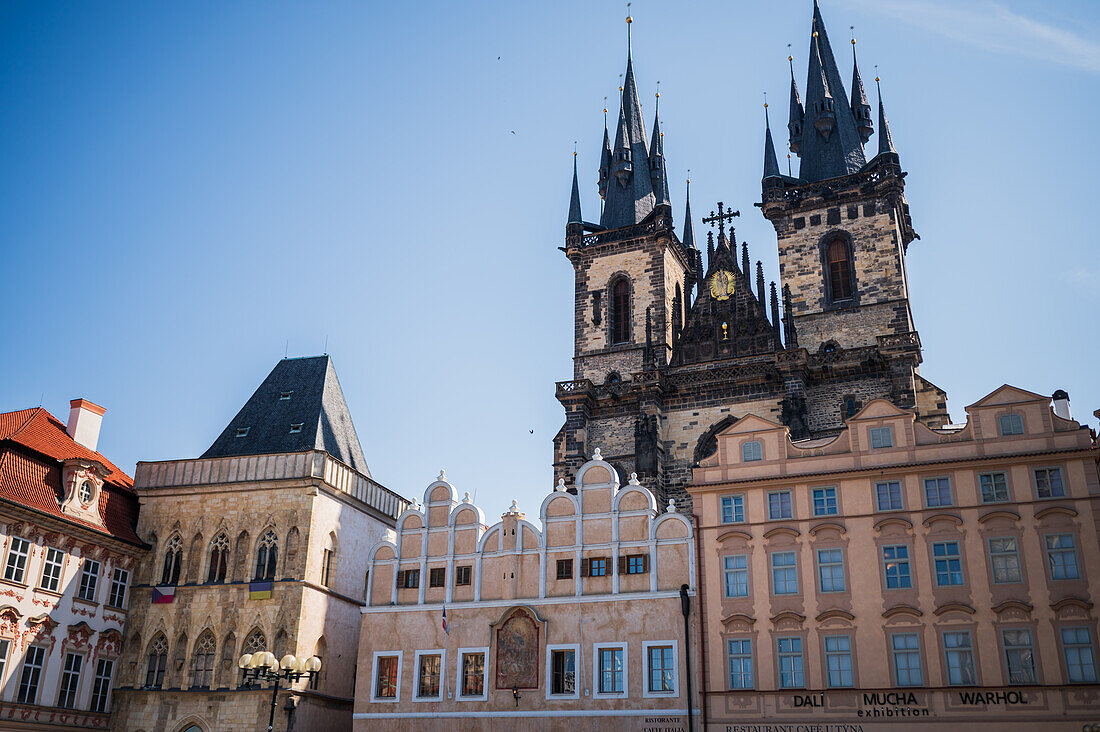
875;481;904;511
647;645;675;693
598;647;624;694
429;567;446;588
891;633;923;686
90;658;113;713
1045;534;1080;580
396;569;419;589
39;547;64;592
776;637;804;688
57;653;83;709
824;635;853;688
17;646;45;704
882;545;912;589
923;477;953;507
461;652;485;697
980;472;1009;503
320;549;334;587
1002;629;1037;684
551;649;576;695
989;537;1022;584
727;639;753;690
1061;627;1098;683
78;559;100;601
943;631;976;686
768;491;792;520
455;565;472;586
0;639;9;687
933;541;964;586
624;554;648;574
108;567;129;608
555;559;572;580
998;413;1024;436
741;441;763;462
817;548;846;593
417;653;442;698
589;558;607;577
771;552;798;595
869;426;894;449
812;487;838;516
721;495;745;524
723;555;749;598
375;655;399;699
4;538;30;584
1034;467;1065;498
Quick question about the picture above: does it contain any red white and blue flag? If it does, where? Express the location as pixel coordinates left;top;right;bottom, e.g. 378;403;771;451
152;586;175;604
442;606;448;634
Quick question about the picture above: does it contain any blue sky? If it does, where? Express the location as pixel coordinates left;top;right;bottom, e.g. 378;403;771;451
1;0;1097;522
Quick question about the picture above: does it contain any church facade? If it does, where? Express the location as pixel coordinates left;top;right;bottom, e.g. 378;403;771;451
554;2;948;512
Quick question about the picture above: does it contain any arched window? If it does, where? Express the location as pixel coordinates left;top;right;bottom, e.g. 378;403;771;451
207;533;229;584
254;531;278;581
161;536;182;586
145;635;168;688
309;637;327;691
243;628;267;656
610;278;630;344
190;631;216;689
827;238;853;301
741;441;763;462
672;283;683;341
321;533;336;588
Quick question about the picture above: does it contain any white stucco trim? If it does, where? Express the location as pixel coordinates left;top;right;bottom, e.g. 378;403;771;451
412;648;446;702
591;642;628;699
354;708;701;719
362;589;693;614
453;646;489;702
543;643;581;700
369;650;402;703
641;639;680;698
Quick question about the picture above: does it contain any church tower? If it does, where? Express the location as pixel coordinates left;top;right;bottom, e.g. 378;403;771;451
760;1;948;422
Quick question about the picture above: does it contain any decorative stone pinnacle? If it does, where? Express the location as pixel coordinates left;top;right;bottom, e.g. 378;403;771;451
666;499;677;513
628;472;641;486
592;448;604;461
438;469;446;481
462;491;471;503
555;478;567;492
507;500;520;515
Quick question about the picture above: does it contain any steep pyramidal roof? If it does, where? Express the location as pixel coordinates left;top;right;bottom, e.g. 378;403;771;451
649;96;670;208
763;104;782;180
203;356;371;476
568;154;583;224
600;49;657;229
876;78;897;156
682;180;696;249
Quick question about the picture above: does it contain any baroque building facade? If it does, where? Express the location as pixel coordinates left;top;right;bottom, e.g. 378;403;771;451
355;453;699;730
0;400;145;730
111;356;407;732
554;2;948;511
690;384;1099;730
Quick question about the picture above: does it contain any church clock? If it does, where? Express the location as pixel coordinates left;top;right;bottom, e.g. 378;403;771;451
708;270;736;301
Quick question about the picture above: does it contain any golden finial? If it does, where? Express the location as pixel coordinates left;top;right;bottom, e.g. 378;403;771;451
655;80;660;99
851;25;856;45
763;90;768;109
875;64;880;83
812;31;818;38
626;1;632;24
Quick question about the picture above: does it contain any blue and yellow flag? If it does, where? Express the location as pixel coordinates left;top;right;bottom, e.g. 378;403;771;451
249;581;273;600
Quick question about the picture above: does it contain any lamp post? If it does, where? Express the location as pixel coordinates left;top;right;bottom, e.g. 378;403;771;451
237;651;322;732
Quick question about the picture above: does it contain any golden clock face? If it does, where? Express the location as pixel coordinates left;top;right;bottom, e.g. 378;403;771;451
708;270;736;301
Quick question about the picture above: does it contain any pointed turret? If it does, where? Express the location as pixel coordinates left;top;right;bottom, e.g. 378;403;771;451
649;93;670;208
782;284;799;348
568;154;583;225
850;40;873;143
787;55;804;155
682;180;696;249
876;77;897;157
741;242;750;279
598;120;612;200
756;261;766;303
764;103;782;181
600;37;656;230
769;282;781;334
796;1;868;182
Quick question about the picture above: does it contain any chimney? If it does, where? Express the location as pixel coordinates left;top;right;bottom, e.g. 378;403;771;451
1051;390;1072;420
66;399;106;452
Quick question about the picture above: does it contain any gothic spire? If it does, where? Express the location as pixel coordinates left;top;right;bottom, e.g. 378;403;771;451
787;54;804;155
568;153;583;225
598;112;612;201
850;38;873;143
682;180;696;249
763;101;782;180
797;1;867;182
876;76;897;156
770;282;781;334
649;90;671;208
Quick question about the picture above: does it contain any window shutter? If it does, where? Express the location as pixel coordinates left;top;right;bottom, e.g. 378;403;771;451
580;558;589;577
642;553;650;573
604;557;613;574
618;556;627;575
395;570;404;587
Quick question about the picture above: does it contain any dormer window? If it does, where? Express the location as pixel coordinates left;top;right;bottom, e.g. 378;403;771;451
741;441;763;462
289;423;303;434
235;428;249;438
869;426;894;449
78;481;93;505
998;413;1024;436
279;391;293;401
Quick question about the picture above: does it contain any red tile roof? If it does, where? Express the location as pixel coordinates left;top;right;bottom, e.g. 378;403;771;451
0;408;142;546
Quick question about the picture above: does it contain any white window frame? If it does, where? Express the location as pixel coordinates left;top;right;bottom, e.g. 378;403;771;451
39;547;64;593
812;486;838;516
869;426;894;449
4;537;30;584
89;657;114;713
56;651;85;709
641;640;679;698
544;643;581;700
455;646;488;702
77;559;100;602
412;649;445;702
369;650;402;703
107;567;129;608
720;494;745;524
0;638;10;689
592;642;628;699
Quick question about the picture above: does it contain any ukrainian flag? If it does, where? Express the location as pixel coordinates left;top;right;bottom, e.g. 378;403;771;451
249;581;273;600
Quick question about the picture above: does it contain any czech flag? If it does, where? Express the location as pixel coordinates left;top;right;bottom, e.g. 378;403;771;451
442;606;448;634
152;586;175;604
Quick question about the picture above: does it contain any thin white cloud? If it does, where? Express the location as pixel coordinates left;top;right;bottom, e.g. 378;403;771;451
840;0;1100;73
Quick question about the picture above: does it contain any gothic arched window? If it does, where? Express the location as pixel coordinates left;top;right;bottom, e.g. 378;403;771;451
145;635;168;688
827;238;853;301
161;535;182;586
610;278;630;345
243;628;267;656
207;533;229;584
254;530;278;581
190;630;216;689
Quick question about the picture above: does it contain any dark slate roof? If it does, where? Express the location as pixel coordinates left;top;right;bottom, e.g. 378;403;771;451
600;54;656;229
568;154;583;224
202;356;371;476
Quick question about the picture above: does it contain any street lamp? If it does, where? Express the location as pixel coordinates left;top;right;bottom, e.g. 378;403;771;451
238;651;322;732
